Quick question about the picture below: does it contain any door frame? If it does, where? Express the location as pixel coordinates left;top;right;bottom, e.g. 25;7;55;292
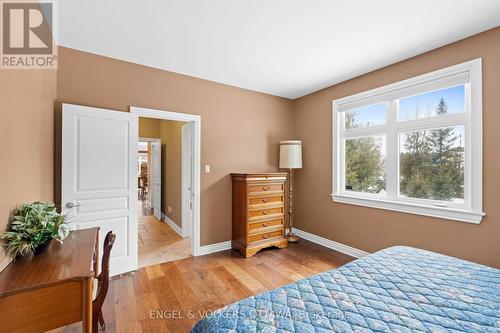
138;137;161;218
181;123;194;239
131;106;202;256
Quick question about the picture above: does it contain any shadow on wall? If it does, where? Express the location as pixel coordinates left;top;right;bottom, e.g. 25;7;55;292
267;134;283;168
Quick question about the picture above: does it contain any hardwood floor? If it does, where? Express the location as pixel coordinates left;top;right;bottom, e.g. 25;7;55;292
51;240;353;333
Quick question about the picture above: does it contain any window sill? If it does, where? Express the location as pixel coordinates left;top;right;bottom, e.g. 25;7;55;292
330;193;485;224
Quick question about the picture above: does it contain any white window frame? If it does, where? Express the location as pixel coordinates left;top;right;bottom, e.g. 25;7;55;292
332;59;484;224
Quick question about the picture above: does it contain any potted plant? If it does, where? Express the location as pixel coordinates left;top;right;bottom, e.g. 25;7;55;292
0;202;71;258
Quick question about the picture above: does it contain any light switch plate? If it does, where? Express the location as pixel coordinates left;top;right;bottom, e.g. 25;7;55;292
204;164;211;173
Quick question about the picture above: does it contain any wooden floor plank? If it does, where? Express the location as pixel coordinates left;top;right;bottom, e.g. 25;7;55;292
50;239;354;333
217;258;267;294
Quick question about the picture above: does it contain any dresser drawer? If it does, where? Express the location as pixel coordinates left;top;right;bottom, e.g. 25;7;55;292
248;183;283;194
248;218;283;231
248;230;283;243
248;207;283;220
249;195;284;206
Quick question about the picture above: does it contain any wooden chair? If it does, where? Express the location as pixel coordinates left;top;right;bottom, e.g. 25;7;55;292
92;231;116;332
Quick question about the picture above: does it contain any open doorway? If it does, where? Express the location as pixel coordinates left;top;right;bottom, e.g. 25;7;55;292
136;117;195;267
137;138;161;219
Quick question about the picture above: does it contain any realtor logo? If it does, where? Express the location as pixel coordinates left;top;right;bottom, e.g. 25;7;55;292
1;0;57;69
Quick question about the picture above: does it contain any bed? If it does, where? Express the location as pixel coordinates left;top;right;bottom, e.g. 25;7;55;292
191;246;500;332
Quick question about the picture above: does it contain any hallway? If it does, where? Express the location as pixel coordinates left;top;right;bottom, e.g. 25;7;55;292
138;201;191;268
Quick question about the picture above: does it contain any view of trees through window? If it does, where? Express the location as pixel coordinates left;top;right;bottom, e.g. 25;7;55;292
345;86;465;202
399;101;464;202
345;112;386;194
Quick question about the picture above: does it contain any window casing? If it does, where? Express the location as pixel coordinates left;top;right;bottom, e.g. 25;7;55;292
332;59;484;224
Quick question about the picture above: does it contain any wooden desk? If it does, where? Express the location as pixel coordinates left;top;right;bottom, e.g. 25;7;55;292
0;228;99;333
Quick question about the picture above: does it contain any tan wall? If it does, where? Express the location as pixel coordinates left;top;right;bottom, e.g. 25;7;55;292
293;27;500;268
56;47;294;246
160;120;185;227
138;117;161;138
0;69;57;271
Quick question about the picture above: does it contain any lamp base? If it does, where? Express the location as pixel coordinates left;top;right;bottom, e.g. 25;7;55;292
286;231;300;243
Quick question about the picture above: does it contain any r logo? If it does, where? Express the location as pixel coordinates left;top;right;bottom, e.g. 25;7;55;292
1;1;56;68
2;2;53;54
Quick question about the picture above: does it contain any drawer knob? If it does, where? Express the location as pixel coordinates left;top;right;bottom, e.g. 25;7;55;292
263;235;269;239
263;198;270;203
262;186;271;191
262;210;270;215
262;223;269;227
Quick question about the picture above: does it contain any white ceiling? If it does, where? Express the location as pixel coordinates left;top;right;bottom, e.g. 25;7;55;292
58;0;500;99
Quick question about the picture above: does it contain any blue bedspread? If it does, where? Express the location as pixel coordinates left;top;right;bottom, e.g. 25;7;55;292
191;246;500;332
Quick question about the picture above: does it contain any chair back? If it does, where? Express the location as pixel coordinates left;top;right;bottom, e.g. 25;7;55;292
93;231;116;308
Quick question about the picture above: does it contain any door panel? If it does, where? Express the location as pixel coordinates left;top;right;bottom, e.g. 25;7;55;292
62;103;138;276
73;217;130;258
151;141;162;221
76;117;129;191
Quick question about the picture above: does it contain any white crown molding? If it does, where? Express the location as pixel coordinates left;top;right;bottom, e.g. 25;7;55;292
197;241;232;256
293;228;369;259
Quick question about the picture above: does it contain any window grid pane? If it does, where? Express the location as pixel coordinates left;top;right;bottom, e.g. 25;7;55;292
345;135;386;194
399;126;465;203
398;85;465;122
344;103;387;129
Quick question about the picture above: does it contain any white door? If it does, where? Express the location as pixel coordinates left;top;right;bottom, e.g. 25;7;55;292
150;141;162;221
62;103;138;276
182;123;194;238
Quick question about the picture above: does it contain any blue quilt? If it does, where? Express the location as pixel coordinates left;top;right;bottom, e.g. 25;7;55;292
191;246;500;332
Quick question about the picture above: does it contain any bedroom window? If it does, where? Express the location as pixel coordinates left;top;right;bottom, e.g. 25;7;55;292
332;59;484;224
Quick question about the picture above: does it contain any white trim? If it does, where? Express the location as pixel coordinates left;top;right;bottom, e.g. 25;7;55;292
181;123;194;239
332;194;484;224
332;59;484;224
334;61;473;111
293;228;369;259
161;213;184;237
197;241;232;256
130;106;202;256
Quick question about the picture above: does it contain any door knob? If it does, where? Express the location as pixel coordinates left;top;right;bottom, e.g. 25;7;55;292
66;202;81;209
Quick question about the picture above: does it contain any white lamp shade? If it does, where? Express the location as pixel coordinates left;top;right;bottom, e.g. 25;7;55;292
279;140;302;169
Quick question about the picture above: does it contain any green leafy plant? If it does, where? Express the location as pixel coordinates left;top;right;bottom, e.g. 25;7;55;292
0;202;71;258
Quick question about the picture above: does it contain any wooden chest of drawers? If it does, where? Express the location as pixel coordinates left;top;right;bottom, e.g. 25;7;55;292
231;173;288;258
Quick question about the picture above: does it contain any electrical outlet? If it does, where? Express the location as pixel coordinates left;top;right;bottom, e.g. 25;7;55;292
205;164;211;173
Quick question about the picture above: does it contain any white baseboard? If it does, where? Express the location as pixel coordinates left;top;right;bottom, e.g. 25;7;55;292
161;213;184;238
197;241;232;256
293;228;369;258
